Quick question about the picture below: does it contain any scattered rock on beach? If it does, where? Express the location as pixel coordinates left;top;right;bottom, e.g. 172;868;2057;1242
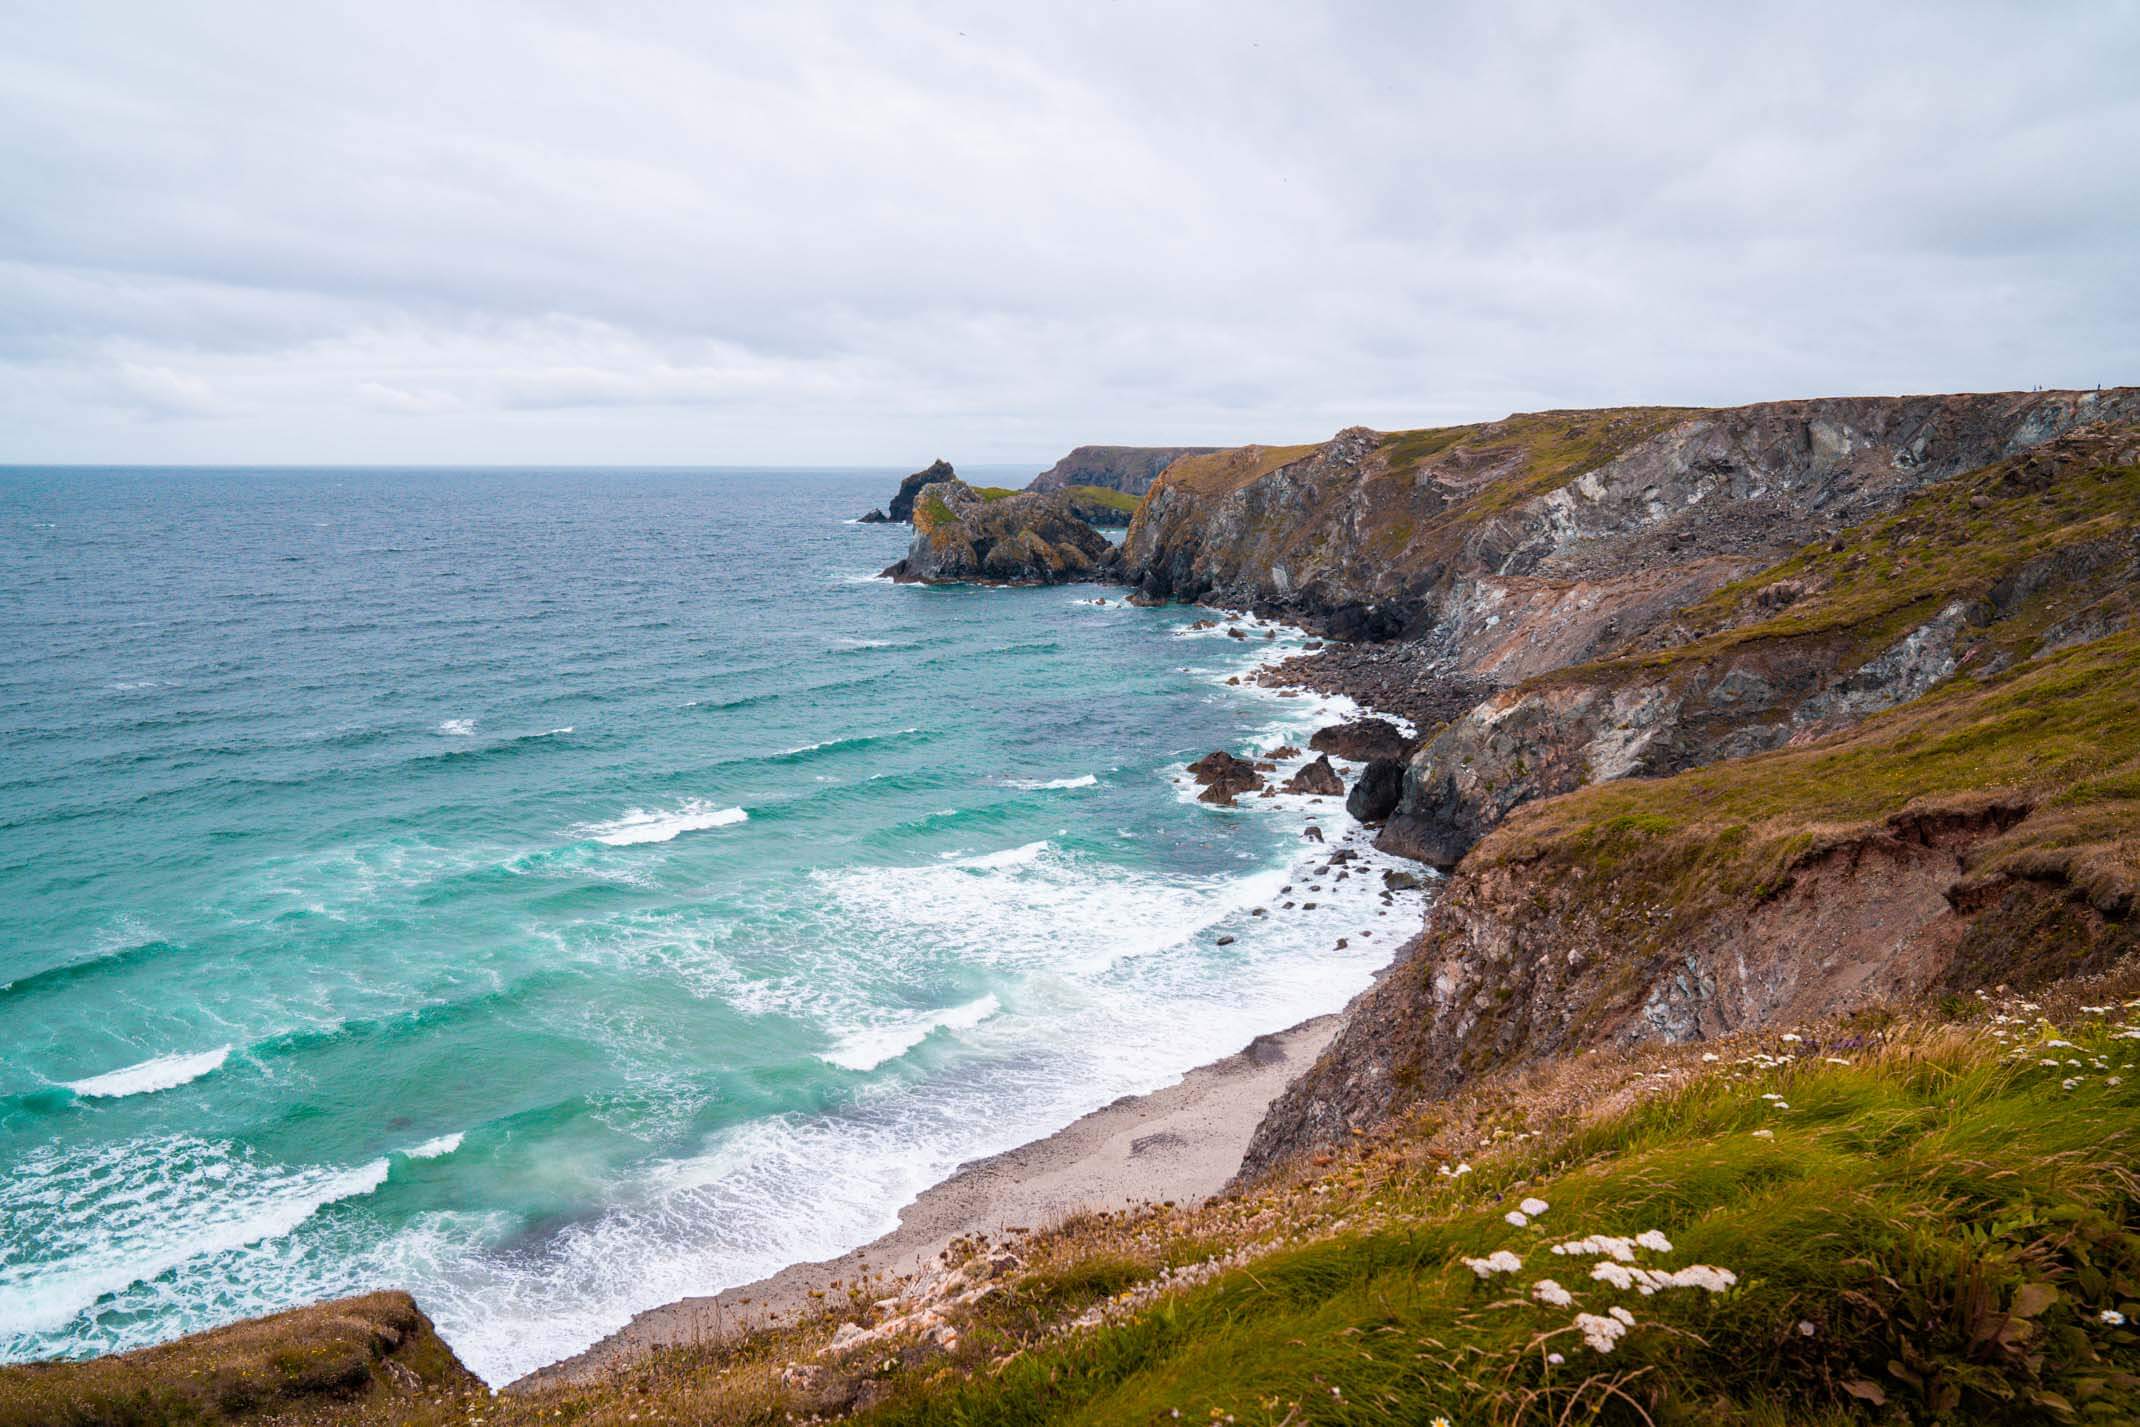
1187;750;1263;805
1283;754;1345;796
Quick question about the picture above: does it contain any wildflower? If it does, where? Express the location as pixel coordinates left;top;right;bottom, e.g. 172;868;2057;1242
1431;1418;1452;1427
1781;1034;1802;1043
1520;1197;1549;1216
1591;1261;1638;1290
1701;1052;1719;1062
2103;1310;2128;1326
1636;1229;1673;1253
1546;1352;1564;1365
1574;1312;1627;1353
2063;1078;2079;1090
1609;1305;1636;1326
1505;1210;1529;1227
1532;1278;1573;1307
1750;1129;1775;1139
1798;1321;1817;1337
1462;1249;1522;1277
2109;1077;2124;1087
2040;1058;2062;1066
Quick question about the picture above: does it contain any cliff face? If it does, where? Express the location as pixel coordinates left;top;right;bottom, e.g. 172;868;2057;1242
882;478;1115;584
1025;444;1219;496
1122;389;2139;652
1383;423;2140;864
1245;629;2140;1173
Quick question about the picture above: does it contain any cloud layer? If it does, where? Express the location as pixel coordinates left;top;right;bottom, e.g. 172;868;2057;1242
2;1;2135;464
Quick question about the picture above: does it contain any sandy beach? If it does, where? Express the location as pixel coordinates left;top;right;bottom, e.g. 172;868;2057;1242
515;1012;1339;1389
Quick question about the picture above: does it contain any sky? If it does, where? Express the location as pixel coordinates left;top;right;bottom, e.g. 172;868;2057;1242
1;1;2135;466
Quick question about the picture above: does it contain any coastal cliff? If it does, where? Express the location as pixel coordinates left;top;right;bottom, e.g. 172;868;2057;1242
1024;444;1218;496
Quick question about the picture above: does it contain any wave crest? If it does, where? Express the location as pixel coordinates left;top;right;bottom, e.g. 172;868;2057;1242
65;1045;232;1099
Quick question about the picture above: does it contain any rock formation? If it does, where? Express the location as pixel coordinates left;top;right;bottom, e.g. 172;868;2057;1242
882;459;958;524
1025;445;1220;496
881;477;1116;585
1281;754;1344;796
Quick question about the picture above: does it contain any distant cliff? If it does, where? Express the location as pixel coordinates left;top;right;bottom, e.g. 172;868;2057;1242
1025;444;1219;496
882;476;1115;584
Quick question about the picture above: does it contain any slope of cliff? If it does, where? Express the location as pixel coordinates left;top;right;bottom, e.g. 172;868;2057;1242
0;1292;479;1427
1249;626;2140;1172
1024;444;1219;496
1382;420;2140;864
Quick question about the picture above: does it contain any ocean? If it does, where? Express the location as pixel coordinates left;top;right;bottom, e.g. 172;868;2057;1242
0;466;1407;1384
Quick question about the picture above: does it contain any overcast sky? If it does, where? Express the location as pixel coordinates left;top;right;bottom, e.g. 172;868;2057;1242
1;2;2135;466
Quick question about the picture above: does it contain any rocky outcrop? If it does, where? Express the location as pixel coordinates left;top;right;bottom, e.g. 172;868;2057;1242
1188;750;1263;805
1281;754;1344;796
1059;485;1142;528
883;459;958;523
1244;629;2140;1174
882;478;1116;585
1026;445;1220;496
1382;422;2140;866
1344;758;1405;823
1123;389;2139;662
856;507;893;524
1308;718;1415;763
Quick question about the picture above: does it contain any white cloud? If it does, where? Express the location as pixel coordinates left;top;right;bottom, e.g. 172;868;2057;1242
0;1;2133;463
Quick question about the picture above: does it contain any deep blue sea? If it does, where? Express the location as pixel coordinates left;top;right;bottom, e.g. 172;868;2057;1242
0;467;1405;1382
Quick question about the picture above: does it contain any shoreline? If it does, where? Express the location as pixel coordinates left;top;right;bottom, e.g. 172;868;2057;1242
513;1012;1343;1390
514;602;1429;1392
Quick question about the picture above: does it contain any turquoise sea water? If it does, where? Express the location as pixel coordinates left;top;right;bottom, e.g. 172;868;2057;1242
0;467;1409;1383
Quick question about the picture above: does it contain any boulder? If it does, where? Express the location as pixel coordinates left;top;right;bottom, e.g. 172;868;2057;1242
1283;754;1345;796
1310;718;1415;764
856;508;893;524
1187;750;1263;806
1346;757;1407;823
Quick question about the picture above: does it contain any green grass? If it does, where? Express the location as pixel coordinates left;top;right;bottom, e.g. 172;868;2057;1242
1063;484;1141;515
849;1009;2140;1425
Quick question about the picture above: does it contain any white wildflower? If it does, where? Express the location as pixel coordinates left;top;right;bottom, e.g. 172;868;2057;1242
1635;1229;1673;1253
1505;1210;1528;1227
1609;1305;1636;1326
2108;1077;2124;1087
1798;1320;1817;1337
1532;1278;1573;1307
2102;1309;2127;1326
1462;1249;1522;1277
1574;1311;1627;1353
1781;1034;1802;1043
1701;1052;1720;1062
1751;1129;1775;1139
1546;1351;1565;1365
1520;1197;1549;1216
1591;1261;1637;1290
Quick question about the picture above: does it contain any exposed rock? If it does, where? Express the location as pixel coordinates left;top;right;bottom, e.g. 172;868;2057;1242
1187;750;1263;806
1381;422;2140;865
886;458;957;523
1243;631;2140;1174
882;478;1116;585
1302;825;1324;842
1025;444;1221;496
1309;717;1415;763
1282;754;1344;796
1346;758;1407;823
857;507;893;524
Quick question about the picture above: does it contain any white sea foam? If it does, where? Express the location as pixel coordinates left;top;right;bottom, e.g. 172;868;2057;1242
582;800;748;847
438;718;477;737
0;1138;391;1340
1008;772;1098;790
403;1132;464;1160
958;839;1051;870
819;993;1002;1071
65;1045;232;1099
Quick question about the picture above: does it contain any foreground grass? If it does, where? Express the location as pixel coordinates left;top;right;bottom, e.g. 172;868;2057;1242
18;987;2136;1426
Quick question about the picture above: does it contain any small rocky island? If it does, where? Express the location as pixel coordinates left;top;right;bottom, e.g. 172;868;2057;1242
880;470;1117;584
